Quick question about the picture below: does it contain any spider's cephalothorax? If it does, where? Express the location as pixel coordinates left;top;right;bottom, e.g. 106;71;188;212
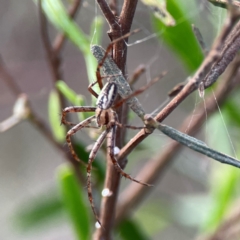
95;82;118;126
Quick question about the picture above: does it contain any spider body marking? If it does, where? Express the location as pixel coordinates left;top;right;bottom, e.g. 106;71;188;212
95;82;118;126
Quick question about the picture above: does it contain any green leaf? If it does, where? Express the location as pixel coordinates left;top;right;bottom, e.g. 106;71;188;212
56;81;81;104
73;141;105;182
117;218;150;240
33;0;103;91
56;81;91;121
152;0;204;71
57;164;91;240
224;99;240;127
141;0;176;26
41;0;89;53
134;200;168;236
201;113;240;233
48;90;66;143
14;190;63;230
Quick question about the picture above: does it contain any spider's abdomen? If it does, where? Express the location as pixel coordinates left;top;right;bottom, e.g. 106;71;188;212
96;82;118;110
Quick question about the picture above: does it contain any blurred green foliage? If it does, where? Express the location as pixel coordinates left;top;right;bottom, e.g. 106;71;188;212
152;0;204;72
15;0;240;239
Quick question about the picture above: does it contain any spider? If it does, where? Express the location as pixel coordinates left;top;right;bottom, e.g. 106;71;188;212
61;39;153;224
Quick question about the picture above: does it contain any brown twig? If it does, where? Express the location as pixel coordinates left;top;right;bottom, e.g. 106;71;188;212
115;52;240;224
129;64;146;86
53;0;82;54
1;0;84;182
38;0;64;113
0;58;22;95
117;9;240;164
38;0;61;83
96;0;119;31
93;1;240;238
109;0;118;16
38;0;82;113
0;58;85;182
93;0;139;239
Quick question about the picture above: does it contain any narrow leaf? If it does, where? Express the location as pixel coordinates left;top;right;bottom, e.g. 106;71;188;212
14;190;63;230
57;164;90;240
152;0;204;71
141;0;176;26
48;90;66;142
117;218;150;240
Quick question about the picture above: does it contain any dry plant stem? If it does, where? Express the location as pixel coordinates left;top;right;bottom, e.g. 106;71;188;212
109;0;118;16
95;1;238;238
93;0;138;239
117;10;240;163
39;0;62;84
53;0;82;54
38;0;81;111
39;0;65;112
2;2;84;180
116;53;240;223
129;64;146;86
0;58;22;95
38;0;87;181
0;59;85;182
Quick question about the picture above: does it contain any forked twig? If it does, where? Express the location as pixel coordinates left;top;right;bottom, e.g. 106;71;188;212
117;8;240;164
93;0;240;238
116;53;240;223
93;1;139;239
92;31;240;171
1;0;85;182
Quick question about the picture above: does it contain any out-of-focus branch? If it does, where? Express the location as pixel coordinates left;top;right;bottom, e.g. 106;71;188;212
0;59;85;181
53;0;82;54
1;0;85;182
0;58;22;95
38;0;82;113
196;199;240;240
109;0;118;16
115;52;240;223
38;0;82;83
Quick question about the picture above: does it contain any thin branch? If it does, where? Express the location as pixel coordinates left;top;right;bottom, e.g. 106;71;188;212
0;57;22;95
96;0;119;31
109;0;118;16
38;0;60;82
115;53;240;223
117;9;240;163
119;0;138;34
53;0;82;54
0;10;85;183
93;1;139;239
38;0;82;114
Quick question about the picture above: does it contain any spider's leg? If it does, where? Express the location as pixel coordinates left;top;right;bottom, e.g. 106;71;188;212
114;72;166;109
88;74;121;99
87;128;110;225
61;106;96;126
116;122;145;130
66;115;95;165
108;123;151;187
92;29;140;93
88;81;100;98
